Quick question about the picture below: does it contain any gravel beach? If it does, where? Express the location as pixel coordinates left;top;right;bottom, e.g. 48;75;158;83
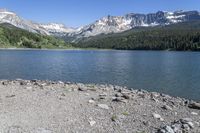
0;80;199;133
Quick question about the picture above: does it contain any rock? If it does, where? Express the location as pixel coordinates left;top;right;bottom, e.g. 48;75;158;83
78;86;87;91
182;124;190;130
187;121;194;128
97;104;109;110
158;118;195;133
2;81;8;85
122;94;130;99
61;93;65;97
26;86;32;90
138;93;146;98
143;121;150;126
112;97;127;103
58;81;64;84
163;126;175;133
151;92;160;98
20;81;27;85
6;95;16;98
151;97;159;102
88;99;95;104
114;86;123;92
188;102;200;110
162;105;172;111
153;113;164;121
115;93;123;97
191;112;198;115
89;120;96;126
180;118;194;129
171;123;181;132
99;93;107;99
180;118;192;123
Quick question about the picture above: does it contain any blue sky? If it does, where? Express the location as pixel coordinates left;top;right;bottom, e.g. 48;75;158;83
0;0;199;27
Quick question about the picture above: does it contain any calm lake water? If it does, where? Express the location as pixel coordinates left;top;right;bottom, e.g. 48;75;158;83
0;49;200;100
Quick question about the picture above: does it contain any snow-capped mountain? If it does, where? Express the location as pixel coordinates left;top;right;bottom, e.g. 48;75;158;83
0;9;200;40
69;10;200;39
0;9;75;35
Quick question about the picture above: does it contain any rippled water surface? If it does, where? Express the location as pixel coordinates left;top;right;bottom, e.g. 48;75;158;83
0;49;200;100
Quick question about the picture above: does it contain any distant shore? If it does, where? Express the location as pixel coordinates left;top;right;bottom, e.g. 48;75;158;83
0;47;111;51
0;79;199;132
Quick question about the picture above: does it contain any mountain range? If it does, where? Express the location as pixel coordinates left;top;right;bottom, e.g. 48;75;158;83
0;9;200;41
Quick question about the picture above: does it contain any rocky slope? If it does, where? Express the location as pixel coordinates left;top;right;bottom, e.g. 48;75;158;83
0;80;199;133
0;9;75;36
0;9;200;40
69;10;200;39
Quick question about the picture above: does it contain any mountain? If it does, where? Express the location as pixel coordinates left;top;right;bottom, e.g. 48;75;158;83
0;9;75;36
0;23;72;49
68;10;200;40
73;21;200;51
0;9;200;41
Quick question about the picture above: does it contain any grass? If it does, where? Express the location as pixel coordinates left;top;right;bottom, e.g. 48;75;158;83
122;111;129;116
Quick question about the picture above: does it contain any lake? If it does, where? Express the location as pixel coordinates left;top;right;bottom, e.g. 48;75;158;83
0;49;200;100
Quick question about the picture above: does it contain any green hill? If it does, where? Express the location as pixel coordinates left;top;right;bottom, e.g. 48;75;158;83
74;21;200;51
0;23;72;49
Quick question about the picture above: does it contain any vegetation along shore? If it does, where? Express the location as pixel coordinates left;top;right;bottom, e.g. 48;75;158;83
0;21;200;51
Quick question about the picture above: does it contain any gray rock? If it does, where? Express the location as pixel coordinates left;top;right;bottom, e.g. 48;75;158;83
89;120;96;126
88;99;95;104
115;93;123;97
99;93;107;99
164;126;175;133
112;97;127;103
97;104;109;110
180;118;192;124
162;105;172;111
191;112;198;115
171;123;182;132
188;102;200;110
153;113;164;121
78;86;87;91
122;94;130;99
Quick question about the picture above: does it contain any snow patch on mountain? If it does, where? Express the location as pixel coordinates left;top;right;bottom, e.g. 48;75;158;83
0;9;199;41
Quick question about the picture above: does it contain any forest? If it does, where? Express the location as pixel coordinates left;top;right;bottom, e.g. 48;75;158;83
0;23;72;49
74;21;200;51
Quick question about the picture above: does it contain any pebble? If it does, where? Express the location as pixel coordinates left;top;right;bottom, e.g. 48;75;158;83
99;93;107;99
89;121;96;126
188;102;200;110
122;94;130;99
191;112;198;115
115;93;123;97
162;126;174;133
97;104;109;110
88;99;95;104
153;113;164;121
162;105;172;111
99;93;107;97
180;118;192;123
26;86;33;90
112;97;127;103
78;86;88;91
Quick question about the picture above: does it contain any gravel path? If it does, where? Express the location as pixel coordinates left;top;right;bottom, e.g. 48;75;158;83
0;80;199;133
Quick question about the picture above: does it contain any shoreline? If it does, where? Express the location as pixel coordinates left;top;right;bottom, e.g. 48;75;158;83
0;79;199;132
0;47;200;53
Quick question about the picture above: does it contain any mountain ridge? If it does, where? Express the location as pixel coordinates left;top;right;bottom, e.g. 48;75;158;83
0;9;200;41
